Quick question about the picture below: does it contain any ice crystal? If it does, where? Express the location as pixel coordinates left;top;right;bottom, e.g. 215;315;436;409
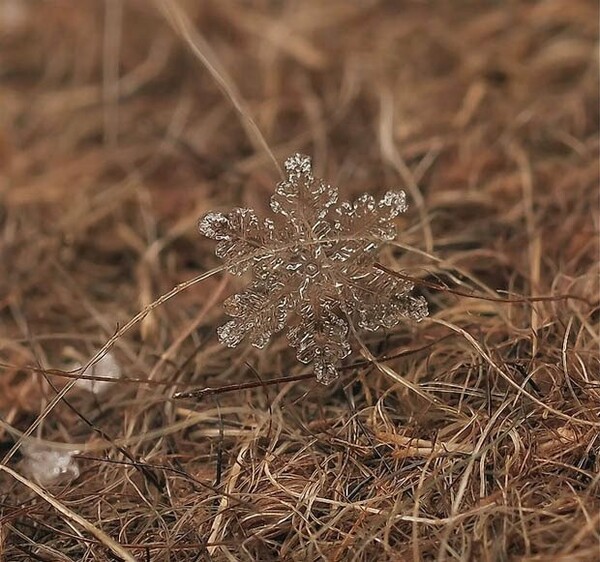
21;444;80;486
74;351;121;395
199;154;428;384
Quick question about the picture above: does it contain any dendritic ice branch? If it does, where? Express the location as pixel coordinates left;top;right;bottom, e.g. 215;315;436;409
199;154;428;384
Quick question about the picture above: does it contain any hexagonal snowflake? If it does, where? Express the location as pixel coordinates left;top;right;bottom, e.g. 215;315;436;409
199;154;428;384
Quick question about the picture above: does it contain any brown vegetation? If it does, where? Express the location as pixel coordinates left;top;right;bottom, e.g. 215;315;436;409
0;1;598;560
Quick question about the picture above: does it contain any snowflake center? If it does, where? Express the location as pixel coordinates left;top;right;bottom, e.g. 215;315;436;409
289;251;328;301
287;248;331;280
304;262;320;277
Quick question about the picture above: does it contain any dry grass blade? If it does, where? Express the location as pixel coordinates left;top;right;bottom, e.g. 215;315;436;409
433;318;600;428
0;464;135;562
155;0;282;178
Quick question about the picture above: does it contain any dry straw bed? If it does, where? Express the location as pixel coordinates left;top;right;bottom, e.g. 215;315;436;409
0;1;599;561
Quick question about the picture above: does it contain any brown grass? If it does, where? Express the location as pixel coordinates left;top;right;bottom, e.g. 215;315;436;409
1;1;599;560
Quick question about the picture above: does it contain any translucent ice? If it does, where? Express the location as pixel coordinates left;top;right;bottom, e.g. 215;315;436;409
199;154;428;384
75;352;121;394
21;445;80;486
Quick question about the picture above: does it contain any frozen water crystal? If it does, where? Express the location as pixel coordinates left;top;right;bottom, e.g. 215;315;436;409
21;445;80;486
75;351;121;394
199;153;428;384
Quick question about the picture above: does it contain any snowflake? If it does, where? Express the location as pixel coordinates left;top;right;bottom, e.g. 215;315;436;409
199;154;428;384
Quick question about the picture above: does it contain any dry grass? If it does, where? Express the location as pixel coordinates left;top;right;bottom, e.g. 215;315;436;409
1;1;599;560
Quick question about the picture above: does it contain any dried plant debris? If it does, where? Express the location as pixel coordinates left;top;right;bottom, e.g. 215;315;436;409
199;154;428;383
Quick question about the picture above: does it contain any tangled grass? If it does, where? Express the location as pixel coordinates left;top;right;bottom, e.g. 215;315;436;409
0;1;598;560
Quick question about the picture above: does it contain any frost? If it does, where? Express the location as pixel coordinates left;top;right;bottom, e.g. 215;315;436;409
199;153;428;384
21;445;80;486
75;351;121;395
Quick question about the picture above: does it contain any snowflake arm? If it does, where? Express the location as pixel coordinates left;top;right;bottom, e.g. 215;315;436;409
330;191;407;261
218;274;299;349
270;153;338;240
198;208;272;275
287;301;351;385
340;268;428;331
